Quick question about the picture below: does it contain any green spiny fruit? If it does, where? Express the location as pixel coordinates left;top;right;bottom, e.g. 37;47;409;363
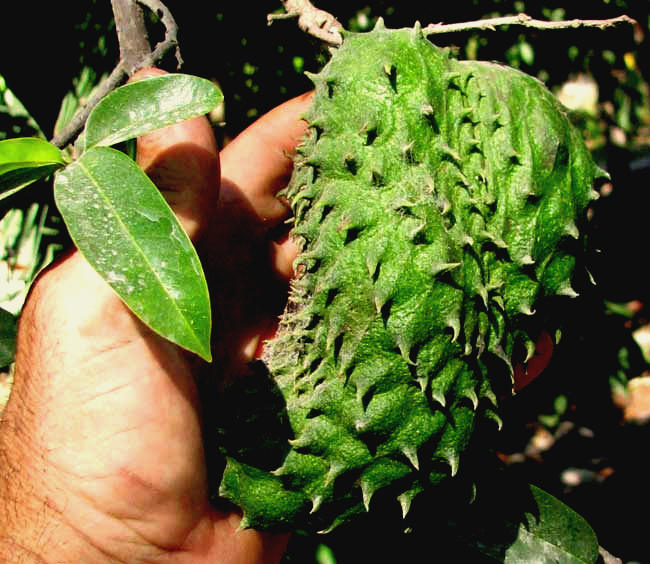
216;20;603;533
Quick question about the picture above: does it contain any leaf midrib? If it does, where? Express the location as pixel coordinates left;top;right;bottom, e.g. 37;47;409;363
75;151;207;356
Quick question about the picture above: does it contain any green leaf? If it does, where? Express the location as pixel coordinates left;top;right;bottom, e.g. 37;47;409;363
447;476;599;563
0;138;66;199
0;307;17;367
83;74;223;150
503;485;599;563
0;138;63;169
54;146;211;361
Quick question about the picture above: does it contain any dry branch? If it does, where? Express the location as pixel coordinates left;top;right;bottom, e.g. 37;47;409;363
423;13;637;36
269;0;343;46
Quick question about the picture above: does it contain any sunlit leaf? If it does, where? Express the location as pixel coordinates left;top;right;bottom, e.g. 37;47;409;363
54;146;211;361
0;138;63;170
83;74;223;150
0;138;65;199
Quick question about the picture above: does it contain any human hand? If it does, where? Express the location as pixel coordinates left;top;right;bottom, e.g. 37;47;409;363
0;68;311;563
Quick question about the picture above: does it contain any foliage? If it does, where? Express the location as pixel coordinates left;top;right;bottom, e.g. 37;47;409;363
0;74;222;362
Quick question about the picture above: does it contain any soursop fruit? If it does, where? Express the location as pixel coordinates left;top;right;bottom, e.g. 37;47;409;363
216;20;603;533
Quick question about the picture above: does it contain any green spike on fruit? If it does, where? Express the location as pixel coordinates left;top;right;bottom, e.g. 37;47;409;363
216;22;600;533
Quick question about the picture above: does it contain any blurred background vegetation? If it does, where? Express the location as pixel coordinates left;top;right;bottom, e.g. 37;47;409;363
1;1;650;562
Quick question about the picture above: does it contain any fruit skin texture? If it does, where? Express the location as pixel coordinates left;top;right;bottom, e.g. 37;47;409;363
217;21;601;533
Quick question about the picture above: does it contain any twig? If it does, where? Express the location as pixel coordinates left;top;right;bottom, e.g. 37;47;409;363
269;0;343;46
423;14;637;36
136;0;183;69
50;0;181;150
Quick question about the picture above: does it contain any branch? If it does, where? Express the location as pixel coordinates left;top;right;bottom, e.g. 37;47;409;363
272;2;636;46
269;0;343;46
50;0;181;150
423;14;637;36
111;0;151;74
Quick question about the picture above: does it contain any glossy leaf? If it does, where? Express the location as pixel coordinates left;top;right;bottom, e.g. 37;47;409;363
0;138;65;199
83;74;223;150
54;146;211;361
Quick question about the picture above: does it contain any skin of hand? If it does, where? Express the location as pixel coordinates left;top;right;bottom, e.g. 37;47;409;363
0;68;552;563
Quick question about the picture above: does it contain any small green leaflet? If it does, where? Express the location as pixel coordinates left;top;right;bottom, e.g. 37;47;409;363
315;544;337;564
0;307;17;367
83;74;223;150
54;146;211;361
0;138;65;200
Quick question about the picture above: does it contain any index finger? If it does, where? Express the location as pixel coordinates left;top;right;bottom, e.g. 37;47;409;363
219;91;313;230
131;67;220;242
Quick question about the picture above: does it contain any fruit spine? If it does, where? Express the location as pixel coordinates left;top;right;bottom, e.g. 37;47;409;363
217;20;602;533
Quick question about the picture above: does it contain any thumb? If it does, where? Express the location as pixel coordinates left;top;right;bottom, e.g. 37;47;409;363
130;67;220;241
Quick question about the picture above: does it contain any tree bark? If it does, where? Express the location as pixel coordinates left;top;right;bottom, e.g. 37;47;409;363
111;0;152;74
